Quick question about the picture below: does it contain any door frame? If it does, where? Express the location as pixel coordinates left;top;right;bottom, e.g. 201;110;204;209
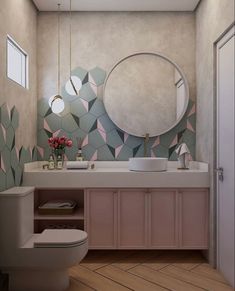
214;23;235;269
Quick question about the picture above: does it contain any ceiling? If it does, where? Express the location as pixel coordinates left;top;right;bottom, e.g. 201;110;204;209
32;0;201;12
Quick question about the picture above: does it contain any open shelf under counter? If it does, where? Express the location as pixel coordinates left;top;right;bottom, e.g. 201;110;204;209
34;208;84;221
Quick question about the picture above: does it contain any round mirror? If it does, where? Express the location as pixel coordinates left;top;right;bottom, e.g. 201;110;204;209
103;52;189;137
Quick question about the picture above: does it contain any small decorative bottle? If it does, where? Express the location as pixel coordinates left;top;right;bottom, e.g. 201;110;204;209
48;154;55;170
56;154;63;170
76;147;84;161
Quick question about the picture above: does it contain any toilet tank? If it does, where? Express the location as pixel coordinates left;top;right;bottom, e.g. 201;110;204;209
0;187;35;252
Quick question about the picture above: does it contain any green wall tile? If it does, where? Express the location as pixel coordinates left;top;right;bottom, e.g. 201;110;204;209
32;147;38;161
65;146;77;161
38;129;52;147
70;98;87;117
70;128;86;142
97;144;115;160
45;112;62;132
38;98;51;118
37;115;44;131
0;126;5;151
160;130;177;148
80;114;97;133
6;126;15;150
1;147;11;171
19;147;31;166
11;148;19;170
6;168;15;189
79;83;97;102
116;144;132;161
107;130;123;148
125;135;142;149
0;103;11;128
89;99;106;117
88;129;106;148
72;67;88;83
89;67;106;86
61;114;79;133
11;106;19;130
14;165;23;186
182;129;196;146
0;169;6;191
152;144;169;158
98;114;116;132
82;144;96;160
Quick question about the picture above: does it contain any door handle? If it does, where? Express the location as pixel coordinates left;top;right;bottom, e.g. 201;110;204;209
215;167;224;182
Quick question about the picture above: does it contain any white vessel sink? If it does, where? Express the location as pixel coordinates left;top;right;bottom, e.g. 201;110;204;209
129;157;168;172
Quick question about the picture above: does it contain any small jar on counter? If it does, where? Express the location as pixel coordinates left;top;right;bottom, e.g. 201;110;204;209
48;154;55;170
56;154;63;170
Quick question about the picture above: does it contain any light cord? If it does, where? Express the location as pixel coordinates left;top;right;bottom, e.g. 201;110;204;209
70;0;72;78
57;3;61;95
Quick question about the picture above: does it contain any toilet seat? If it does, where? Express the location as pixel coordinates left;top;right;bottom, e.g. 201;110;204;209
34;229;88;248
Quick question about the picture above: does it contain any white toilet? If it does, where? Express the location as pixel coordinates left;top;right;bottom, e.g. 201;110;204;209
0;187;88;291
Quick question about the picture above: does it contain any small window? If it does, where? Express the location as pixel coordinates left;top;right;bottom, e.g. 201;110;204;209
7;36;28;88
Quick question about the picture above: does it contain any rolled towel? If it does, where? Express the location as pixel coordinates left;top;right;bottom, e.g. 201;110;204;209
66;161;89;169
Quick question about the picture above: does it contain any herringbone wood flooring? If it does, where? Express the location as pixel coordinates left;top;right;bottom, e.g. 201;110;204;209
68;251;233;291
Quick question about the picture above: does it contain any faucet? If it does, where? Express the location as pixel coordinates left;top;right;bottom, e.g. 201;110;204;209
144;133;150;157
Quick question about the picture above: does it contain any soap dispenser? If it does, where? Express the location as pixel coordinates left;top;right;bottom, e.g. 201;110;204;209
175;143;190;169
76;138;84;161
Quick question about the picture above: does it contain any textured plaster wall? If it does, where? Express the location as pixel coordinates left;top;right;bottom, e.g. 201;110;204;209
196;0;234;162
0;0;38;148
38;12;196;102
196;0;234;265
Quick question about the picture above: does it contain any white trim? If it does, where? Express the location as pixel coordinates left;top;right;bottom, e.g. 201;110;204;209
6;35;29;89
32;0;200;12
215;24;235;277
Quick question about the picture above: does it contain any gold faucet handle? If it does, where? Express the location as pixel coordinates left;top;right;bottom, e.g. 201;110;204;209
144;133;150;157
145;133;150;142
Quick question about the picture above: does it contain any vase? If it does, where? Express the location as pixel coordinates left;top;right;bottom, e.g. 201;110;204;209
54;149;65;169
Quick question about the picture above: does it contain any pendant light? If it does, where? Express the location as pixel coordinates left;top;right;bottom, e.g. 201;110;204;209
65;0;82;96
48;3;65;114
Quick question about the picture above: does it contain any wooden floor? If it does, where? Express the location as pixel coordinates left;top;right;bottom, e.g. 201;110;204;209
67;250;233;291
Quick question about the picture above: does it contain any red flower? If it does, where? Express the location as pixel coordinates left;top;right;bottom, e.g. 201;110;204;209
59;138;65;145
66;139;73;147
48;135;73;150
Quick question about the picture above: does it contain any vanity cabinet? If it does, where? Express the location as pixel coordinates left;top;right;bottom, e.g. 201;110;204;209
85;189;117;249
149;190;178;248
85;188;209;250
118;190;147;248
180;189;209;248
33;188;208;249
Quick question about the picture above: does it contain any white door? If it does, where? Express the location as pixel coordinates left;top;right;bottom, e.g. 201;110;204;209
216;25;235;287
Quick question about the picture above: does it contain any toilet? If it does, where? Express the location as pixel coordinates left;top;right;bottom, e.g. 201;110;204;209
0;187;88;291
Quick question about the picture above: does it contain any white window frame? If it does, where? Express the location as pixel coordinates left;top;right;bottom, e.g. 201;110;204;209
6;35;29;89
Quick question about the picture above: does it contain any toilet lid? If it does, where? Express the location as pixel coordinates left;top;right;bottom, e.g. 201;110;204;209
34;229;88;248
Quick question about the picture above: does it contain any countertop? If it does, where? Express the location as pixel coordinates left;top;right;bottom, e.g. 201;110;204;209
23;161;210;188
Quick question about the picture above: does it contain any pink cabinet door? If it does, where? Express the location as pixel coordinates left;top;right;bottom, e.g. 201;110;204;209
118;190;147;248
86;189;117;249
180;189;209;248
150;190;178;248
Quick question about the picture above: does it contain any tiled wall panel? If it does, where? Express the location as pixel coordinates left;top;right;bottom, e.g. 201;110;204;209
0;104;37;191
37;66;196;161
